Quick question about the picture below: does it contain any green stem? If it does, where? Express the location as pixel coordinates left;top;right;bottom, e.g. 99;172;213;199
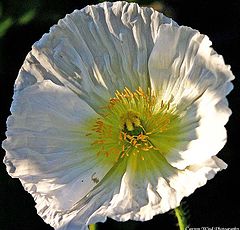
174;205;188;230
89;224;97;230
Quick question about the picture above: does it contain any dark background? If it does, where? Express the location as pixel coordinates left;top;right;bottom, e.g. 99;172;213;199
0;0;239;229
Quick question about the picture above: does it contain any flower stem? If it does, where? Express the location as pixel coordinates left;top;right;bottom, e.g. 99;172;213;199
89;224;97;230
174;205;188;230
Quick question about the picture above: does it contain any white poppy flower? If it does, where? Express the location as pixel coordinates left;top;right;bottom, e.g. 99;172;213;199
2;1;234;230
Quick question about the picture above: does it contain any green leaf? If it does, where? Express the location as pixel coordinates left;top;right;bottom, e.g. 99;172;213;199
17;9;36;25
0;17;13;38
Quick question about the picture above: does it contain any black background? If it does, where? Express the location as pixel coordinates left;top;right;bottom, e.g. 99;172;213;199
0;0;239;229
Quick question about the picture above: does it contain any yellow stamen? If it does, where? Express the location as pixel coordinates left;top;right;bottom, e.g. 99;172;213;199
85;87;179;163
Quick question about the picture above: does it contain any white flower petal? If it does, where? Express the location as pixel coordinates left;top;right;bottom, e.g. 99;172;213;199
72;153;226;223
2;2;233;229
15;1;176;112
3;80;116;228
55;157;129;228
148;24;234;168
149;24;234;104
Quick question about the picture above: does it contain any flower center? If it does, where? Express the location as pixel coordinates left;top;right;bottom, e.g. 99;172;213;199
120;111;142;134
85;87;183;163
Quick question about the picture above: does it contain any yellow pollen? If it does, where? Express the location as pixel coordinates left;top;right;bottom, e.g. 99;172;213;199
120;110;141;132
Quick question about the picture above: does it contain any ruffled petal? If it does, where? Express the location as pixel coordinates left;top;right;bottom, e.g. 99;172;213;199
107;155;226;221
148;24;234;168
2;2;233;229
149;24;234;104
2;80;116;228
15;1;176;112
53;156;129;228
